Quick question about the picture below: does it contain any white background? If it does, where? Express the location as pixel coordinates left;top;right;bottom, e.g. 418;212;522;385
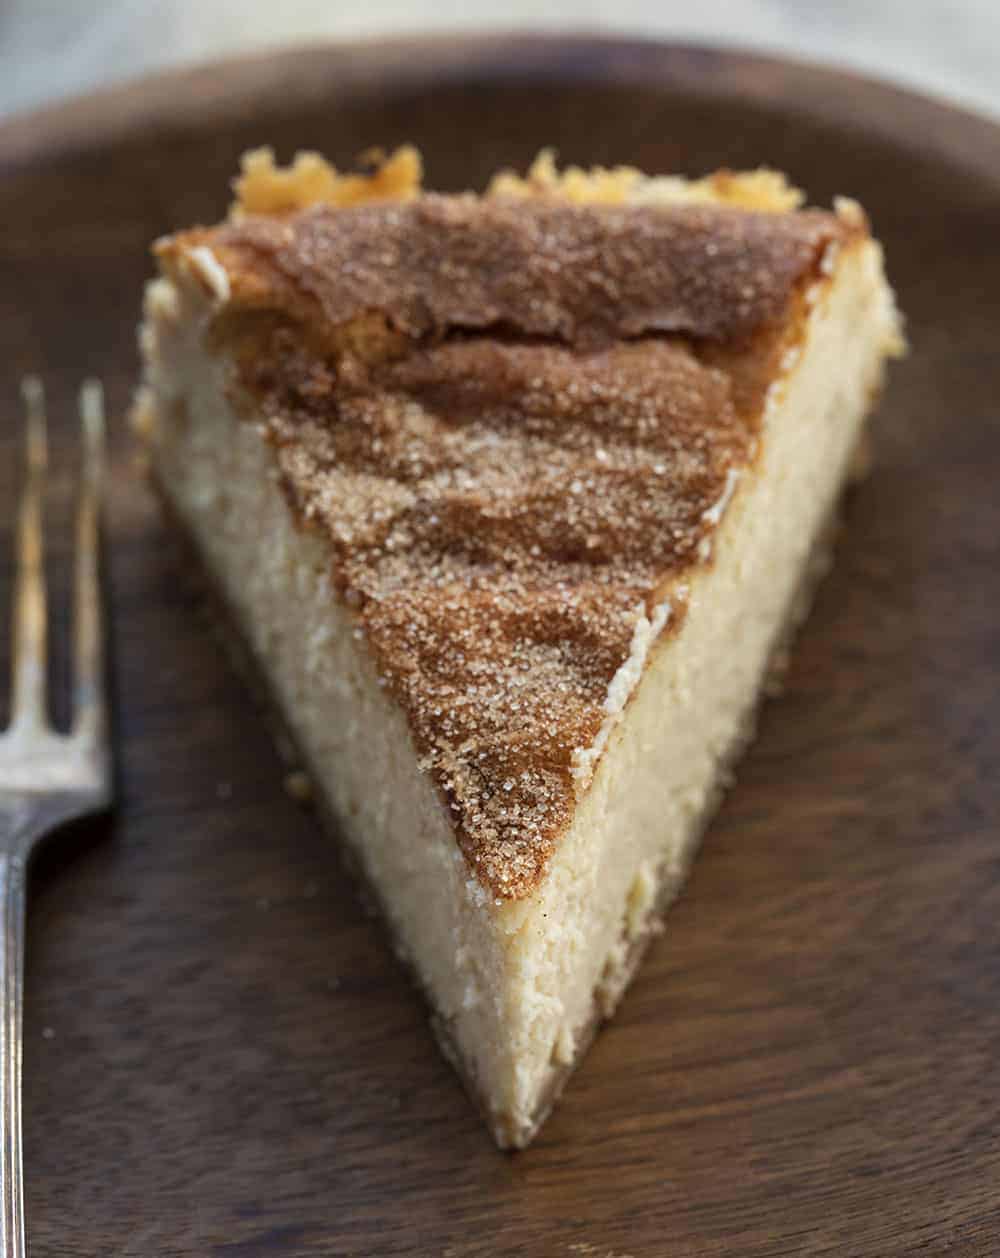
1;0;999;123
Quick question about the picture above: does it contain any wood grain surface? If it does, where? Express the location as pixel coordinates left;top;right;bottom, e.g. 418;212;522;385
0;35;998;1257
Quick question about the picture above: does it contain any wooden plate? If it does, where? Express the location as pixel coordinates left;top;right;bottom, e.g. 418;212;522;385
1;35;998;1256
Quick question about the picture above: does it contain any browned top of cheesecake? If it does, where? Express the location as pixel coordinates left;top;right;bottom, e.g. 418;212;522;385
175;195;843;350
158;171;860;899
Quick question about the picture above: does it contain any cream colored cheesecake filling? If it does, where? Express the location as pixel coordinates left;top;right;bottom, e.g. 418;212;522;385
140;217;899;1147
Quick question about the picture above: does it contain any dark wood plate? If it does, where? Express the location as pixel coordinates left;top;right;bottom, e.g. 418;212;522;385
1;34;998;1257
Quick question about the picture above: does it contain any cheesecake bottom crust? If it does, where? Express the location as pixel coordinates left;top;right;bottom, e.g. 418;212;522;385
152;447;858;1148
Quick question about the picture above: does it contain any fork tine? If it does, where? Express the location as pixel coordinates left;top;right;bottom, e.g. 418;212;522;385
72;380;106;744
10;378;49;734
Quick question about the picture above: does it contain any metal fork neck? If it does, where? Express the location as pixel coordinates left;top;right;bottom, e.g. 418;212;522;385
0;853;26;1258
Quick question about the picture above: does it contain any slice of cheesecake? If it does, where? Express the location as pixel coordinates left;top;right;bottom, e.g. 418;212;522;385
135;147;903;1148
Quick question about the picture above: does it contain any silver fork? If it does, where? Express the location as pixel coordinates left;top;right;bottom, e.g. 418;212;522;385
0;380;111;1258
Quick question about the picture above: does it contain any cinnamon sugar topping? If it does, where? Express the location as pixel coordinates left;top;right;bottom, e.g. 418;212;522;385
161;191;852;898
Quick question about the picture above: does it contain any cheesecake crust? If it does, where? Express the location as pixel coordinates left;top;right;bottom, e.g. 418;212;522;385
154;184;863;900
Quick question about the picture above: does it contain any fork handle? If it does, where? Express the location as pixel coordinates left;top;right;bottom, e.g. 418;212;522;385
0;854;26;1258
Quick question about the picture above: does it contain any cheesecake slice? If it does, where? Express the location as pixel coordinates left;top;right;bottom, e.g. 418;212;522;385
135;147;903;1148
